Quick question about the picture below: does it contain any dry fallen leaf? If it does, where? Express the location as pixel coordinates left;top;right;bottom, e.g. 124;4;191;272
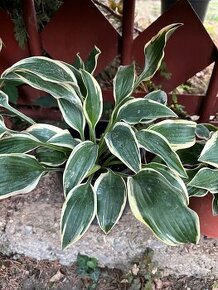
49;270;64;283
154;278;163;289
131;264;140;276
120;279;129;283
212;281;218;290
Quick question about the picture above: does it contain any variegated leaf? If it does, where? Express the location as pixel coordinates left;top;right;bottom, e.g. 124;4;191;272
149;120;196;150
26;123;64;142
61;181;96;249
144;90;167;104
0;90;35;125
187;186;207;198
1;79;19;104
95;170;126;233
0;133;40;153
113;64;135;104
2;56;78;85
63;141;98;196
0;130;74;155
82;70;103;129
36;147;68;167
196;123;210;140
3;71;82;105
188;167;218;193
84;46;101;74
185;167;208;197
0;115;14;137
57;98;85;138
128;169;200;245
0;153;46;199
105;122;141;173
47;130;79;149
26;124;77;151
143;162;188;204
72;53;85;70
61;62;86;98
177;142;204;166
116;98;177;124
198;131;218;168
134;23;182;88
137;129;187;178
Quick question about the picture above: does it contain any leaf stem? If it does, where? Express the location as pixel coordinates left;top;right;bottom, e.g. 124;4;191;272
6;105;35;125
89;126;96;143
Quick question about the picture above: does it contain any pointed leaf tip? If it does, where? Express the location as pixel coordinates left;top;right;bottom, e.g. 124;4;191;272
61;182;96;249
105;122;141;173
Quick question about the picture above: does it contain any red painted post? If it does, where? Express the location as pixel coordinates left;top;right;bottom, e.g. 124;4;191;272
22;0;42;56
199;53;218;122
121;0;135;65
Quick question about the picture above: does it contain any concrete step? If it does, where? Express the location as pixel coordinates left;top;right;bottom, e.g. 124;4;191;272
0;172;217;276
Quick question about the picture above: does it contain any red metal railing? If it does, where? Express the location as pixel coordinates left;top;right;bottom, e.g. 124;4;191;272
0;0;217;122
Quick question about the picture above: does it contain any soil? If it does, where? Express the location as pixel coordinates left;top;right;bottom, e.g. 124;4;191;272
0;253;217;290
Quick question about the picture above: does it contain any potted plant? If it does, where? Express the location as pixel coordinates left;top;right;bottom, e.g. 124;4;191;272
0;23;203;249
184;123;218;237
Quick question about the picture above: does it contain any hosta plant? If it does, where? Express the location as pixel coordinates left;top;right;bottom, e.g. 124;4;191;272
0;23;202;249
184;123;218;213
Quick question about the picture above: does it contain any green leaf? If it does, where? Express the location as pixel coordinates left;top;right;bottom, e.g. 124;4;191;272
113;64;135;104
134;23;182;88
57;98;85;137
63;141;98;196
0;115;14;137
187;186;207;198
144;90;167;104
203;123;218;132
2;56;78;85
47;130;79;149
143;162;188;204
177;142;204;166
33;95;58;108
62;62;86;98
105;122;141;173
196;124;210;140
149;120;196;150
85;165;101;179
36;147;68;167
198;131;218;168
82;70;103;129
84;46;101;74
137;129;187;178
185;167;208;197
0;90;35;125
2;81;19;104
0;133;40;153
72;53;85;70
94;170;126;233
3;71;81;105
212;193;218;215
116;98;177;124
188;167;218;193
128;169;200;245
0;153;46;199
26;123;78;150
61;181;96;249
76;253;99;273
26;123;64;142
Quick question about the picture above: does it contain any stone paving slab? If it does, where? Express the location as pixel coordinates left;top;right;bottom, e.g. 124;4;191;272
0;173;218;277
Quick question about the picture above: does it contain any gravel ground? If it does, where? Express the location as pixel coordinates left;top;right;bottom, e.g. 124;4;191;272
0;253;217;290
